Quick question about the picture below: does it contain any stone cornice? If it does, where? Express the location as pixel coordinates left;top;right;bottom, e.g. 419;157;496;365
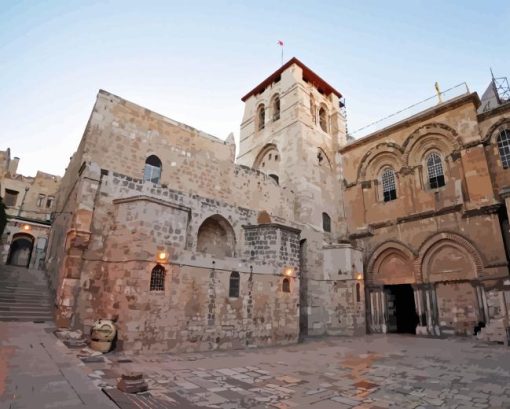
112;195;191;213
242;223;301;234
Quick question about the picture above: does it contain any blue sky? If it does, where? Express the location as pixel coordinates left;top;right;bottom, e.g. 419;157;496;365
1;0;509;176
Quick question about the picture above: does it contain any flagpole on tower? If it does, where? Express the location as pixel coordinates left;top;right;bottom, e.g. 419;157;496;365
277;40;284;66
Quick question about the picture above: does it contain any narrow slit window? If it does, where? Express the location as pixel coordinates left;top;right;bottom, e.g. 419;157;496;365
282;278;290;293
272;96;280;121
322;212;331;232
229;271;240;298
257;104;265;130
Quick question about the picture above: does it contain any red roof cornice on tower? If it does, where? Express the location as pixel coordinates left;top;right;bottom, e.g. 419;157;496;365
241;57;342;102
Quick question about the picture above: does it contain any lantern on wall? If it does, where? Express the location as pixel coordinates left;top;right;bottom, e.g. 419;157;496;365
283;266;295;277
22;224;31;232
155;249;168;263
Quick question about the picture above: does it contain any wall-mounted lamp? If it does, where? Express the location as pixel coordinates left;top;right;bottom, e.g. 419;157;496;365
156;250;167;263
356;272;363;281
283;267;295;277
22;224;31;232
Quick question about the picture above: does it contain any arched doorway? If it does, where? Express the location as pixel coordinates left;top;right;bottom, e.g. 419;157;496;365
7;233;35;268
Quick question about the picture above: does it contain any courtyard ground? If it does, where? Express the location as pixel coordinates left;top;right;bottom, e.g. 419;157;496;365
79;333;510;408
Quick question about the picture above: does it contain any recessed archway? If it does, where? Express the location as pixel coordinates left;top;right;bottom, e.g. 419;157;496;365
7;233;35;268
197;215;236;258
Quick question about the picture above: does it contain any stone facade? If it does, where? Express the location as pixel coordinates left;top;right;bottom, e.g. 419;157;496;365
0;148;60;268
47;57;510;352
342;90;510;340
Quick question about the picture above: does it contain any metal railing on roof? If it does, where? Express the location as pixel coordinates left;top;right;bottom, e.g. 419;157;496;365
350;82;470;139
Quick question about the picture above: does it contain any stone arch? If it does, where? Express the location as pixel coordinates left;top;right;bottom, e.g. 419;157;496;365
402;122;462;166
197;214;236;258
356;142;404;183
416;231;484;282
482;117;510;144
366;240;416;285
7;232;35;268
253;143;280;176
317;147;332;169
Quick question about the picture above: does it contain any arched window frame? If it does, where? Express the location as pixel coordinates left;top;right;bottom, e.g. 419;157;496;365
380;167;397;202
425;151;446;189
319;106;328;133
310;95;317;124
497;129;510;169
282;277;290;293
257;104;265;131
271;95;280;122
322;212;331;233
229;271;240;298
143;155;162;184
150;264;165;291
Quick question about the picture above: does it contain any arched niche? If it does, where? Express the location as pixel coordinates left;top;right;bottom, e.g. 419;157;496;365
197;215;236;258
367;241;416;285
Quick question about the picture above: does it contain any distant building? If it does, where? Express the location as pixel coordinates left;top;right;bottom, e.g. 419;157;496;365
46;58;510;352
0;148;60;268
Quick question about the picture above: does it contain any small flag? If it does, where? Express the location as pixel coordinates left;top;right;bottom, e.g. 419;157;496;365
277;40;284;46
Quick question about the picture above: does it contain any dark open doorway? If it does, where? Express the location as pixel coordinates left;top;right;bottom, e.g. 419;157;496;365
7;233;34;268
385;284;418;334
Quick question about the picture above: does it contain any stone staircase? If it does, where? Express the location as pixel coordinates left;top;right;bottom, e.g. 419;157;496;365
0;265;54;322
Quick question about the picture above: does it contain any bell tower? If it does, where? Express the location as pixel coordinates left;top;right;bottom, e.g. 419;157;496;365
237;58;347;235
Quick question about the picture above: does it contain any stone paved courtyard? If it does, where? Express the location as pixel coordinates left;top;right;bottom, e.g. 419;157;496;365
77;334;510;408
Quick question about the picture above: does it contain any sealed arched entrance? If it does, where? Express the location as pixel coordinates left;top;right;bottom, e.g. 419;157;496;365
7;233;34;268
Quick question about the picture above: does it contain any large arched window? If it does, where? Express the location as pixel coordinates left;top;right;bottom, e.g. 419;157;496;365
322;212;331;233
150;264;165;291
197;215;236;258
381;168;397;202
272;95;280;122
497;129;510;169
257;104;265;131
426;152;445;189
229;271;240;298
143;155;162;184
319;107;328;133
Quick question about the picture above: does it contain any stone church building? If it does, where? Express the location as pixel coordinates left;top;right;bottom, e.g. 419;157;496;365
46;58;510;352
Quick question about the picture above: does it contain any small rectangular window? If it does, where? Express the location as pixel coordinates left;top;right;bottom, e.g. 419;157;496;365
46;196;54;209
4;189;19;207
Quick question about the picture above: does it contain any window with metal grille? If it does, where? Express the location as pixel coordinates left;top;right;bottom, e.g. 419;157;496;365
150;264;165;291
143;155;162;184
426;152;445;189
381;168;397;202
229;271;240;298
282;278;290;293
322;212;331;232
497;129;510;169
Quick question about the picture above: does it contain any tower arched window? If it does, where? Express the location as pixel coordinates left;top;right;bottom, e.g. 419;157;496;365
272;95;280;122
310;95;317;124
282;278;290;293
381;168;397;202
322;212;331;233
150;264;165;291
229;271;240;298
257;104;265;131
497;129;510;169
143;155;162;184
319;107;328;133
426;152;445;189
